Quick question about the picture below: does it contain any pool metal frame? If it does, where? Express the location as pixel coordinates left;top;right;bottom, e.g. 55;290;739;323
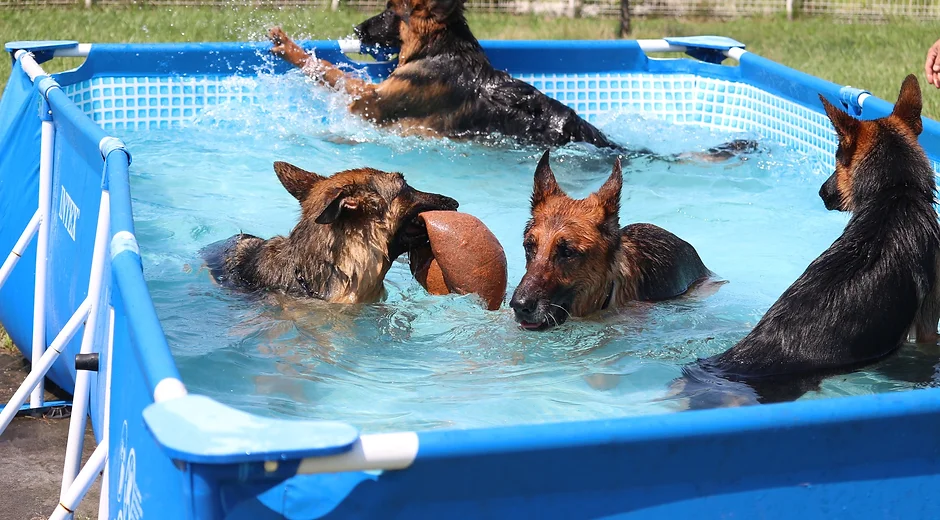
2;36;940;519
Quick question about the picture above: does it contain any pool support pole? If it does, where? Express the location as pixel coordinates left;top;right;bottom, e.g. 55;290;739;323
97;307;115;520
31;94;55;409
50;441;108;520
0;210;40;288
60;190;111;499
0;299;91;433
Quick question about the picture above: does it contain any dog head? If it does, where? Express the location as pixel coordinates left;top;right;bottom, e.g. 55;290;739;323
275;161;458;262
355;0;466;51
818;74;925;212
510;151;622;330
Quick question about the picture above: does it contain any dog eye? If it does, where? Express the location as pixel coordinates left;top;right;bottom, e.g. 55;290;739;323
556;244;580;260
523;239;536;258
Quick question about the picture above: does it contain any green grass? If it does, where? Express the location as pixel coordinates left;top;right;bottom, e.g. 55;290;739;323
0;8;938;117
0;326;14;355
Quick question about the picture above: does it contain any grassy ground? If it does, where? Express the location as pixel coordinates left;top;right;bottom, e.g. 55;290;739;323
0;8;937;117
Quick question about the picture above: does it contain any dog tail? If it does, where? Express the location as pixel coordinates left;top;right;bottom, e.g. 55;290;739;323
662;358;763;411
664;354;831;411
615;138;762;166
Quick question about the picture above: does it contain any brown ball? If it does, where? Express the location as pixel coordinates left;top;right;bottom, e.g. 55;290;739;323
409;211;507;311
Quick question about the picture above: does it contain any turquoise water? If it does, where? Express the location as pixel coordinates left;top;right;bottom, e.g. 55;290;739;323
121;71;939;433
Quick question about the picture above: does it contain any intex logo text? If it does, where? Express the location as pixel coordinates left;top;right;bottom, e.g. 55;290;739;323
58;185;80;241
59;186;81;241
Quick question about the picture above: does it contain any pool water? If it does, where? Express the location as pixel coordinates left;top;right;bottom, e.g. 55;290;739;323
121;70;940;433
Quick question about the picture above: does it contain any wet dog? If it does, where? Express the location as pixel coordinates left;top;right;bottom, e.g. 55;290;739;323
676;74;940;408
509;150;718;330
267;0;757;160
203;161;458;303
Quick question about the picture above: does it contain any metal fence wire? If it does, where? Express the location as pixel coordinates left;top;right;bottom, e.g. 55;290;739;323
2;0;939;21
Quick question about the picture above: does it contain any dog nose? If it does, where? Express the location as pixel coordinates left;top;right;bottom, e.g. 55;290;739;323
441;195;459;211
510;294;537;318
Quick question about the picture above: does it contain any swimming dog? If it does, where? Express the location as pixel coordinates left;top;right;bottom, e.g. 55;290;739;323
677;74;940;408
266;0;756;160
509;150;717;330
203;161;458;303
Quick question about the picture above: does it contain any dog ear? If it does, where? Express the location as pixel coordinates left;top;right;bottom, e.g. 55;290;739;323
818;94;859;146
531;150;562;209
306;187;360;225
595;157;622;219
429;0;462;20
893;74;923;136
274;161;325;201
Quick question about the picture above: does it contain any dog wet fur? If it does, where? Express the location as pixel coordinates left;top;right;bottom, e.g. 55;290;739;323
671;75;940;409
268;0;760;163
509;150;720;330
202;161;457;304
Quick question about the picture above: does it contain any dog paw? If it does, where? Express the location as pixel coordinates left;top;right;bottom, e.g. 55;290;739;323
268;26;289;46
268;26;309;67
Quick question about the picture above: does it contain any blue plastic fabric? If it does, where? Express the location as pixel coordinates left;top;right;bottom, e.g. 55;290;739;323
107;282;189;520
0;61;68;388
222;472;380;519
5;41;78;65
142;394;359;463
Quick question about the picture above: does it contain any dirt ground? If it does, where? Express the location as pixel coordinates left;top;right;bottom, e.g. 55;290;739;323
0;346;101;520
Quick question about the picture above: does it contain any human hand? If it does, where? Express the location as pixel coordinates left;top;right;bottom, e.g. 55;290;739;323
926;38;940;89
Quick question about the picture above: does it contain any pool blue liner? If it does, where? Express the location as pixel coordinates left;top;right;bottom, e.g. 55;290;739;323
3;37;940;519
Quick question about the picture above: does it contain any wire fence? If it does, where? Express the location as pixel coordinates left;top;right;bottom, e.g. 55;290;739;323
2;0;940;20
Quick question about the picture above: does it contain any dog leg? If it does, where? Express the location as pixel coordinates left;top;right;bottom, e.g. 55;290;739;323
914;274;940;345
269;27;377;99
912;255;940;344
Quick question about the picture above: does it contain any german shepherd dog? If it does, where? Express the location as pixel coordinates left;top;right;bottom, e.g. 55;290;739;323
202;161;458;303
509;150;717;330
675;74;940;408
267;0;757;160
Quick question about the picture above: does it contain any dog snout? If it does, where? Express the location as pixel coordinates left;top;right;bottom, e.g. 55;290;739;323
414;190;459;212
356;10;402;48
819;174;843;211
510;293;538;319
510;280;551;330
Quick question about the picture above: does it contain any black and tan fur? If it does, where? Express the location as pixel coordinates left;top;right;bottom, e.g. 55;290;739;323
203;161;458;303
267;0;757;160
676;74;940;408
509;150;716;330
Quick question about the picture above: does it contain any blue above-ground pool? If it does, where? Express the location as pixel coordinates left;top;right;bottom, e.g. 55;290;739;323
2;35;940;519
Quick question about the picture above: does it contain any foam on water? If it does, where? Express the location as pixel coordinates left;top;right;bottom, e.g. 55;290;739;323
120;70;940;433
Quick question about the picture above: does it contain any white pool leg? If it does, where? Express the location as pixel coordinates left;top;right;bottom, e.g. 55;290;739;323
0;210;40;289
61;191;110;498
30;115;55;408
49;441;107;520
0;299;91;433
96;307;115;520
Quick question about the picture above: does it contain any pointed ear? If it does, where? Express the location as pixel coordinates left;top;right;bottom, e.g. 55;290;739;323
306;186;360;225
274;161;325;201
429;0;460;20
595;157;622;219
531;150;562;209
893;74;923;136
818;94;859;144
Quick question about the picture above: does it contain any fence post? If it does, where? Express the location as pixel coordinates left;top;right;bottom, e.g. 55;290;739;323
331;0;340;11
85;0;92;7
619;0;631;37
786;0;794;20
